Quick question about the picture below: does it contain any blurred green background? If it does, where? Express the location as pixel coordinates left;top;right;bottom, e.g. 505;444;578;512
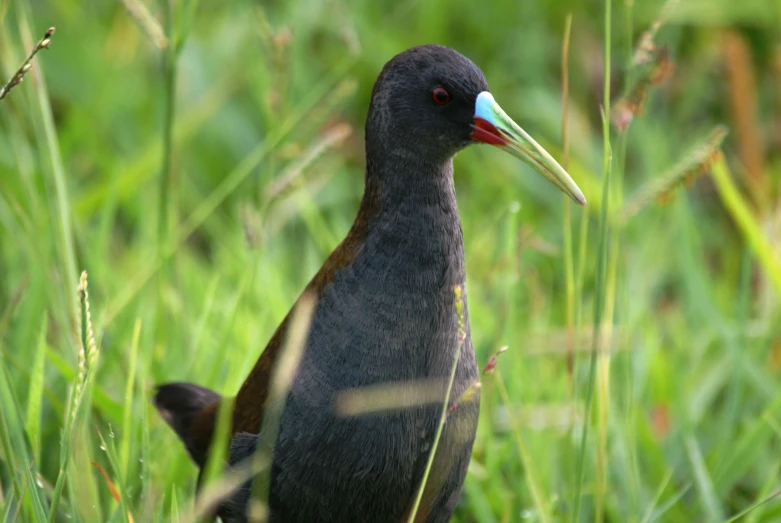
2;0;781;521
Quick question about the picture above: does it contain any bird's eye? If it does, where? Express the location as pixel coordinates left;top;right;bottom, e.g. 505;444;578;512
432;87;451;105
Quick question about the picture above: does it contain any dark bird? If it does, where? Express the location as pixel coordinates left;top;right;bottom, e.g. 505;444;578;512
154;44;585;522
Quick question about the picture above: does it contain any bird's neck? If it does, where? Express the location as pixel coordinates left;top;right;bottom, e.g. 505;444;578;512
355;152;465;289
363;149;459;217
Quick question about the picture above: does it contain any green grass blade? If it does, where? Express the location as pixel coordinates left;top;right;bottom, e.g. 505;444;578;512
684;434;724;520
639;468;674;523
16;7;78;315
170;487;179;522
98;429;132;523
407;286;470;523
711;158;781;297
494;369;552;523
120;319;142;484
0;358;48;521
25;313;48;458
573;0;612;519
740;460;781;523
48;271;102;522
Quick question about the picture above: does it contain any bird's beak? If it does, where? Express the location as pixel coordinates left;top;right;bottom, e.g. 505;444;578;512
471;91;586;205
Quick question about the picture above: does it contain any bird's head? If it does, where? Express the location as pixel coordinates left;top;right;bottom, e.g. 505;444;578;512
366;44;585;205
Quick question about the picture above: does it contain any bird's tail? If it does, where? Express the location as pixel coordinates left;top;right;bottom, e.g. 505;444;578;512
153;382;221;468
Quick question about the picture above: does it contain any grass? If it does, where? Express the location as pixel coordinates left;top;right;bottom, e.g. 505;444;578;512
573;0;613;520
406;285;469;523
2;0;781;521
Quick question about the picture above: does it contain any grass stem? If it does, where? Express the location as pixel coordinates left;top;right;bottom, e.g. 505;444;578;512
573;0;612;520
561;13;575;388
406;285;467;523
156;0;179;324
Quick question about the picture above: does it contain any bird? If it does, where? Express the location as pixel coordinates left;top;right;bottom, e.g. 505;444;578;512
154;44;585;523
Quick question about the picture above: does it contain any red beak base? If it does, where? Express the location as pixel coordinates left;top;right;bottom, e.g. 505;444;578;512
471;117;508;146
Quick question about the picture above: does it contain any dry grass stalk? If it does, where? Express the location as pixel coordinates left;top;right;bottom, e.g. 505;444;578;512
335;378;451;417
611;0;679;132
631;0;679;66
722;29;766;201
119;0;167;48
619;125;728;222
265;123;353;198
0;27;55;102
612;47;674;132
248;292;316;520
406;285;469;523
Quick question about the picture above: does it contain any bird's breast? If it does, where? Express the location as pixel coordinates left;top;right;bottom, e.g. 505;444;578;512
268;194;480;521
271;258;477;521
313;209;468;382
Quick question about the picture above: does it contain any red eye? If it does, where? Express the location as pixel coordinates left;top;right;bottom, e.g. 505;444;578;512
432;87;450;105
